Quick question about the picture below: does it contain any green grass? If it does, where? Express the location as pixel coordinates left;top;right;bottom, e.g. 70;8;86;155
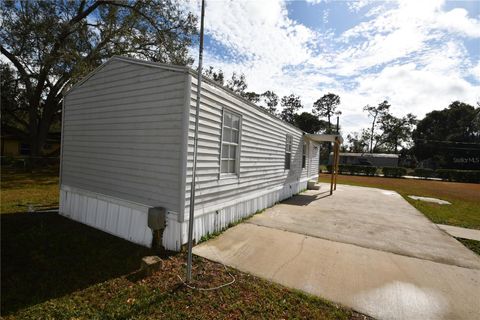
199;209;266;243
1;169;367;319
1;168;59;214
320;174;480;229
457;238;480;255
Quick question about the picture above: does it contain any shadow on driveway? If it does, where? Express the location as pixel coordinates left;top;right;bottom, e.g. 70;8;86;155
282;191;332;206
1;212;155;315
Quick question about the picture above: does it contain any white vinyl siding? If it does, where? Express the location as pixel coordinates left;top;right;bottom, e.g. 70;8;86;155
220;110;241;175
308;142;320;177
184;75;318;220
61;59;187;213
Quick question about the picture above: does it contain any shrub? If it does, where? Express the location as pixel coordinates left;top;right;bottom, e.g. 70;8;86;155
332;165;377;176
361;166;377;176
382;167;407;178
414;168;434;179
436;169;480;183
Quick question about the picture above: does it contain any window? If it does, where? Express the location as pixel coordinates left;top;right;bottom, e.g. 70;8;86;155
221;110;241;174
302;142;307;169
19;143;30;156
285;134;292;170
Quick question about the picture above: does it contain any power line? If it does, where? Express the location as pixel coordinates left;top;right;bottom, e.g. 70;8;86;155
414;139;480;146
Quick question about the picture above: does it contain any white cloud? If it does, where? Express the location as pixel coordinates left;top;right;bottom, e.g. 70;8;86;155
436;8;480;37
355;63;479;116
186;0;480;135
471;61;480;82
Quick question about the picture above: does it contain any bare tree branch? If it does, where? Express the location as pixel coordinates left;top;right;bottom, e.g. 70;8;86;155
0;45;33;94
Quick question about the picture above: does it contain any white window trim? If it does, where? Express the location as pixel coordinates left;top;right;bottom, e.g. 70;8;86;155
219;108;242;179
285;134;293;170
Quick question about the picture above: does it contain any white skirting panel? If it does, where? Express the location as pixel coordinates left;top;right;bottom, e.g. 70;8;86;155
163;178;312;251
59;185;153;247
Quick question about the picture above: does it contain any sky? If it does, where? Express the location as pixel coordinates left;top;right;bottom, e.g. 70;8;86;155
185;0;480;135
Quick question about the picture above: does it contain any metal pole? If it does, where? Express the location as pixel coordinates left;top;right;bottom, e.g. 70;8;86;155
330;141;336;195
336;116;339;134
334;139;340;190
186;0;205;283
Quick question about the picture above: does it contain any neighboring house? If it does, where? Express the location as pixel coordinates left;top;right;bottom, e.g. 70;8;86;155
329;152;399;167
1;134;26;156
59;56;336;251
1;131;61;157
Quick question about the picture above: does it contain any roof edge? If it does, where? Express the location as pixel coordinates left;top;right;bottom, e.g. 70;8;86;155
187;70;305;134
305;133;344;144
63;56;190;98
63;56;312;135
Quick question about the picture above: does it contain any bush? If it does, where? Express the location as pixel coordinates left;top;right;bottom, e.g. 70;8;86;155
326;164;378;176
350;165;376;176
414;168;434;179
436;169;480;183
382;167;407;178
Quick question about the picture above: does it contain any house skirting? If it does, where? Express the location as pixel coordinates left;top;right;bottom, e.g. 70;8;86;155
163;177;314;251
59;185;153;247
59;176;316;251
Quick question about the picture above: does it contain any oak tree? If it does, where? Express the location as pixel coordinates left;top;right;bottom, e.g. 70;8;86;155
1;0;197;160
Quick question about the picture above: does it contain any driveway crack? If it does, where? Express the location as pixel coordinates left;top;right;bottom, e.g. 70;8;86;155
271;236;307;279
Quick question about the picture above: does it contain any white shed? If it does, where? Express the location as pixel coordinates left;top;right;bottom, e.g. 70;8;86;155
59;56;323;251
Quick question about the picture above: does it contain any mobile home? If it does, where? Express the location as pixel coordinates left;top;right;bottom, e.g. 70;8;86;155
329;152;399;167
59;56;326;251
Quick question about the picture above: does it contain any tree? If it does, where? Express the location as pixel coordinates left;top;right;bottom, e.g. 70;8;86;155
379;113;417;153
226;72;248;95
412;101;480;169
203;68;260;102
363;101;390;153
1;63;29;140
293;112;328;133
346;130;370;153
280;94;302;124
259;90;279;115
0;0;197;160
203;66;225;86
243;91;261;103
312;93;341;133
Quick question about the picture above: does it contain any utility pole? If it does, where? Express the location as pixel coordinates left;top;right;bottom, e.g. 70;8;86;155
186;0;205;283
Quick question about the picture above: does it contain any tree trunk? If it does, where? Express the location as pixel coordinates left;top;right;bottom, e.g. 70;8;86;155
26;99;58;170
327;114;332;158
370;114;376;153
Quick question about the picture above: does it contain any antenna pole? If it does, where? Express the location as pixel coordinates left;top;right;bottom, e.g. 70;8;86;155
186;0;205;283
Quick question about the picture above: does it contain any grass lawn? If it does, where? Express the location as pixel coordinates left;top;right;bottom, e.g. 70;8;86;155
319;174;480;230
1;170;367;319
1;168;59;214
457;238;480;255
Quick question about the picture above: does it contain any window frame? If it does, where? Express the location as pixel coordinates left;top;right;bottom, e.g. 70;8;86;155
219;108;242;178
285;134;293;170
302;141;307;169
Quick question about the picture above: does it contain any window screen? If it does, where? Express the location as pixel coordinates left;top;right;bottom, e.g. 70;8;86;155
302;142;307;169
285;135;293;170
221;110;241;174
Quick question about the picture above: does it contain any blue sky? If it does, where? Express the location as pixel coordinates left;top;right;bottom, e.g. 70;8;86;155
186;0;480;134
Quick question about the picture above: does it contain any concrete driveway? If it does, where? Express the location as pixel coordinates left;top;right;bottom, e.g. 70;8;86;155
194;183;480;320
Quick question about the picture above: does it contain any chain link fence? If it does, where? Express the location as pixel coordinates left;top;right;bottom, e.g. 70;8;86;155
1;155;60;171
